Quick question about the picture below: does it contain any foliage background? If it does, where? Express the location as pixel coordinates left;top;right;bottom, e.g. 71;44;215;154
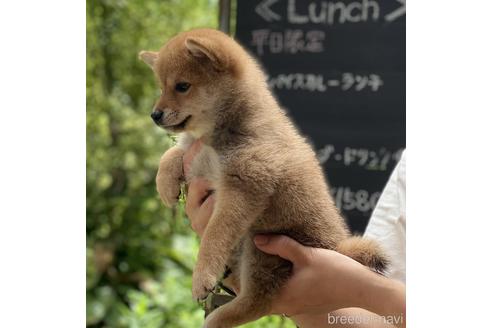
86;0;294;327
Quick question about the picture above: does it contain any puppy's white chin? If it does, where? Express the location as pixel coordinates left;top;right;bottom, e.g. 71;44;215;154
187;125;212;139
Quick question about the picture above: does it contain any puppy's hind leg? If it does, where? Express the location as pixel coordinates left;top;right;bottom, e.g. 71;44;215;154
203;291;270;328
203;238;291;328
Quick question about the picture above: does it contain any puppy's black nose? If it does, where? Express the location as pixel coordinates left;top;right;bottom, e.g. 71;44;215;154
151;111;163;122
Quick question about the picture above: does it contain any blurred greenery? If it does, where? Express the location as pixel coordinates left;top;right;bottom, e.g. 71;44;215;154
86;0;294;327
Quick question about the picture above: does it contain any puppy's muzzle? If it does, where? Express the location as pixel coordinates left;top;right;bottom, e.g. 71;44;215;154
151;110;163;123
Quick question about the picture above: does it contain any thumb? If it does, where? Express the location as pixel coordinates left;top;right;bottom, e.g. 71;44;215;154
254;234;308;265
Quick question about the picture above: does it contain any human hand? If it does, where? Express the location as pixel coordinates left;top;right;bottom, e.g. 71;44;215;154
254;234;405;321
183;140;215;237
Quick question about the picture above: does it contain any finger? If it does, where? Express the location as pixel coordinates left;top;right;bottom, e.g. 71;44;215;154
253;234;309;265
191;194;215;237
185;178;212;218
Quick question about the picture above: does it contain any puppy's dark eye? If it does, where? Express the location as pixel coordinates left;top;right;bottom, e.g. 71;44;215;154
175;82;191;93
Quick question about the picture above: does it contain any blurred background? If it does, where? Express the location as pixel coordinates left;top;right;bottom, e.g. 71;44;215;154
86;0;291;327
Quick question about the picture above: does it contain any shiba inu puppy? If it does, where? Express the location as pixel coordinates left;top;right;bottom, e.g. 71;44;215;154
139;28;388;328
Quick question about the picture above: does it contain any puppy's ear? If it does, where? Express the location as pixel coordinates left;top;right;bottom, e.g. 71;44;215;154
185;37;228;71
138;51;158;69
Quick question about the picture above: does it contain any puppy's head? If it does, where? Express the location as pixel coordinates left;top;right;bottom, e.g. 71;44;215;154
139;29;243;137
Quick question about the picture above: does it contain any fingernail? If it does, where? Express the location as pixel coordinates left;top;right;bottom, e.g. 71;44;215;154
254;235;270;246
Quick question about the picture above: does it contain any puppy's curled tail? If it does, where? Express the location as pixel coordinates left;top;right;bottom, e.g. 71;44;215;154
336;236;389;274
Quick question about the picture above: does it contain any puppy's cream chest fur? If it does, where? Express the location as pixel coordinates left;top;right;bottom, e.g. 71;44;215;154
178;133;222;187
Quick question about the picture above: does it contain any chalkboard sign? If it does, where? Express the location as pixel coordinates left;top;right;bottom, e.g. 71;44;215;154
235;0;406;233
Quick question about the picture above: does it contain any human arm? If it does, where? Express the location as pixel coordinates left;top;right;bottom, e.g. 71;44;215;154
253;234;405;328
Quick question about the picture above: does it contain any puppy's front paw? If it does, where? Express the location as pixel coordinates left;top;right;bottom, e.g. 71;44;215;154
156;175;182;207
156;147;185;207
192;269;217;301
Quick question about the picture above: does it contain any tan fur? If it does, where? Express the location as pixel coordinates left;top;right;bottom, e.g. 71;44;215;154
155;146;184;207
141;28;388;328
336;236;389;274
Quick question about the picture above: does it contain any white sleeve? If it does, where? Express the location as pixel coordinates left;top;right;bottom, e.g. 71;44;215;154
364;151;406;282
